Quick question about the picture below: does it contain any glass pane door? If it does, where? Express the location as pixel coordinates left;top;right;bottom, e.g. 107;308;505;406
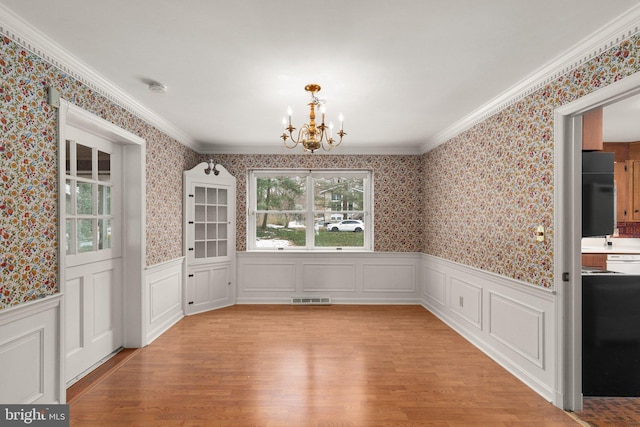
193;185;228;259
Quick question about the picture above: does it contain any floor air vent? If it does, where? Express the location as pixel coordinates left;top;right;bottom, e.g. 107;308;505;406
291;297;332;305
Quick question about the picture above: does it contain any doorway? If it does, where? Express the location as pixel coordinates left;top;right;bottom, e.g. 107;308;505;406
63;125;123;384
57;101;146;393
555;72;640;411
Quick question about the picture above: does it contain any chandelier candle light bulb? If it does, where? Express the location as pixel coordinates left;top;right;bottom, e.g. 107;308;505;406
280;83;346;153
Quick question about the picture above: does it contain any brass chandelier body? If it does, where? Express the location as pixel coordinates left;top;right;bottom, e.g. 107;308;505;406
281;84;346;153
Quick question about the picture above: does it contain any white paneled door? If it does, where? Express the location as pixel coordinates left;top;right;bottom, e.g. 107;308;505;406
63;125;122;384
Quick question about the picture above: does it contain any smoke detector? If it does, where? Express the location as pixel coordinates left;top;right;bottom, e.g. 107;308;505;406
148;82;167;93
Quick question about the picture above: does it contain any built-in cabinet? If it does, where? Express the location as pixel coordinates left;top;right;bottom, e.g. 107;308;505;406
184;162;236;315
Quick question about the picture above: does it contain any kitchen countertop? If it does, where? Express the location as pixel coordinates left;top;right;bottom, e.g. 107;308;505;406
582;238;640;254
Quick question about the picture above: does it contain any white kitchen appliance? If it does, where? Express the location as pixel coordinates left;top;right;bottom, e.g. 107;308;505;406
607;254;640;274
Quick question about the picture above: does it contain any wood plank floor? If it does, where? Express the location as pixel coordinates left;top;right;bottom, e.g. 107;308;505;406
69;305;580;426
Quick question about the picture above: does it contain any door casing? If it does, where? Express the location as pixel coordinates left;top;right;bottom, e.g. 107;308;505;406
57;100;146;401
554;71;640;410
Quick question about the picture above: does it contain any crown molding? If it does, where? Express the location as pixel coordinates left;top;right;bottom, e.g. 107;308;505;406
0;4;199;152
203;142;424;156
421;4;640;154
3;3;639;157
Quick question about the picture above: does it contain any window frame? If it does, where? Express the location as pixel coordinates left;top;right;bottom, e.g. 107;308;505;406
64;133;121;267
248;169;373;251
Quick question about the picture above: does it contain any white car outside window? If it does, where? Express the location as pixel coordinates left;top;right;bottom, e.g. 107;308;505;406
326;220;364;232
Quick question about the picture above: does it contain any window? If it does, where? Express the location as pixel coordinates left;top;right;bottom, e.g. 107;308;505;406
248;170;372;250
65;139;116;256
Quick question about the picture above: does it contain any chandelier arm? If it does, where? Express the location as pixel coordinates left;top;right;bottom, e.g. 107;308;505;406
282;132;298;149
283;125;313;150
321;129;345;151
334;130;346;147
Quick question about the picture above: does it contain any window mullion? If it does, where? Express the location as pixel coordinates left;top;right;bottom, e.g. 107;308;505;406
306;174;314;249
92;148;99;251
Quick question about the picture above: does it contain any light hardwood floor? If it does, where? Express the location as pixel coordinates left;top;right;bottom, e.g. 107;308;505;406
69;305;580;426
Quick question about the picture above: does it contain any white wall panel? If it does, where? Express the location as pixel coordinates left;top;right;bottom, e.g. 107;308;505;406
423;266;446;307
144;258;184;344
303;263;356;292
0;328;43;403
149;269;182;322
421;254;556;402
489;292;544;368
240;263;296;292
450;277;482;329
237;253;421;304
362;264;415;293
0;296;62;404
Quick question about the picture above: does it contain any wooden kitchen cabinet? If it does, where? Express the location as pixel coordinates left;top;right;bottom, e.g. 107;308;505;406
617;159;640;222
582;108;603;151
603;142;630;162
632;160;640;221
582;253;608;269
605;142;640;223
615;161;630;222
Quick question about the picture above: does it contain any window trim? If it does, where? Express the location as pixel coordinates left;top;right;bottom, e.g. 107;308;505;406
64;135;120;266
248;169;373;251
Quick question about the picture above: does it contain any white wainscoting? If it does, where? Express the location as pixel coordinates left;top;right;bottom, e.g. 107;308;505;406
0;295;62;404
421;254;557;401
144;257;184;344
237;252;422;304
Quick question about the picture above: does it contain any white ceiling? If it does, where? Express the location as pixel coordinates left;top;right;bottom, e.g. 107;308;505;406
2;0;640;153
603;93;640;142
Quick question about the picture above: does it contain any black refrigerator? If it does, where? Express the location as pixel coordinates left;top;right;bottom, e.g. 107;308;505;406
582;151;615;237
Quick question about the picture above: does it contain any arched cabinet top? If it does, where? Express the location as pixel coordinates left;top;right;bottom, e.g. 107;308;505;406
184;161;236;185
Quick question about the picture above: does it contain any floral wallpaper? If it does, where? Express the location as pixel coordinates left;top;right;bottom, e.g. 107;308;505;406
202;154;425;252
0;35;199;309
423;36;640;289
145;125;199;265
2;26;640;310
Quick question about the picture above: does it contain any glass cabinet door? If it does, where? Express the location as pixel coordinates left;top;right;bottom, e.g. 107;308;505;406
192;185;228;260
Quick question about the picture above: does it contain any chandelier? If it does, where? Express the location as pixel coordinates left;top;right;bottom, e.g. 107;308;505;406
281;83;346;153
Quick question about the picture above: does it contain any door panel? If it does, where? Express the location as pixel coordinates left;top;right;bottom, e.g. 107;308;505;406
211;265;231;304
186;264;232;315
64;125;122;385
65;277;83;357
92;269;115;338
192;269;213;309
65;259;122;383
